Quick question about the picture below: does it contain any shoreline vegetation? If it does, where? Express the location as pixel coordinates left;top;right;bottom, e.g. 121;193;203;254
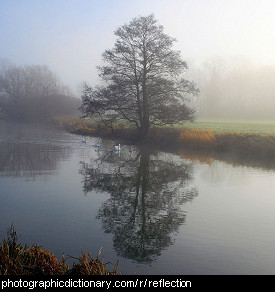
0;225;120;275
53;116;275;165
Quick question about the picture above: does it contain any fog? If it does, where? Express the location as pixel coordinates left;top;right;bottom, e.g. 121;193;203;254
1;0;275;120
187;57;275;119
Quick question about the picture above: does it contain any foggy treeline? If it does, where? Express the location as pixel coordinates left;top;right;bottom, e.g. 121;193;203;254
1;57;275;122
189;58;275;120
0;60;80;121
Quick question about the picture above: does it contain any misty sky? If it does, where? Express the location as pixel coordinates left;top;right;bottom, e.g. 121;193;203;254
1;0;274;92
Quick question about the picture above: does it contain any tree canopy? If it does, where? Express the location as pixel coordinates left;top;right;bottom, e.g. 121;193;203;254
80;14;199;138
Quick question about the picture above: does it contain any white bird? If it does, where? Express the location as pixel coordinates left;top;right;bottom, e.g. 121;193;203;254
114;144;120;152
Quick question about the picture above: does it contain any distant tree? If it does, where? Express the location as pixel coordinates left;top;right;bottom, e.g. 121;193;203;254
80;14;199;138
0;61;78;121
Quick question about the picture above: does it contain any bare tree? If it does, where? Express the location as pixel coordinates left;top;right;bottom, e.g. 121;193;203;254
80;15;199;138
0;61;78;121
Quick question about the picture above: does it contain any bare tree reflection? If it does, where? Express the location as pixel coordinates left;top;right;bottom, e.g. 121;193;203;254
80;146;198;263
0;142;71;179
0;121;72;180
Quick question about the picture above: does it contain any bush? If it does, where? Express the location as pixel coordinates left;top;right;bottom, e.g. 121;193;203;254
0;225;120;275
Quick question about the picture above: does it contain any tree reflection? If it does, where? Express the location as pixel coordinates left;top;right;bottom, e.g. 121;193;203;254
0;142;71;179
0;121;72;180
80;146;198;263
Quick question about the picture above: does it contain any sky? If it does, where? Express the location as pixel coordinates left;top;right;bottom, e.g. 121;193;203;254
1;0;275;93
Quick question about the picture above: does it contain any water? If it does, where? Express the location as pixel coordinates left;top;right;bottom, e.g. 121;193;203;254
1;120;275;274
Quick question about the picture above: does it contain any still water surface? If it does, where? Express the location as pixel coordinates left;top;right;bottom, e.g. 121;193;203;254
1;121;275;274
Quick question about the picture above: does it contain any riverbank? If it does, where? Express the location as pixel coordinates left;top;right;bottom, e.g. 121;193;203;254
0;225;120;275
52;116;275;158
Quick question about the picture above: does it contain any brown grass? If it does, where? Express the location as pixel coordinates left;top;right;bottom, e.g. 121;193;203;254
179;129;216;146
68;250;120;275
0;225;120;275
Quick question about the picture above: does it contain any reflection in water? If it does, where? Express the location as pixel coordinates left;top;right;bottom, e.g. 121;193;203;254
80;146;198;263
180;152;215;166
1;120;275;274
0;142;71;179
0;121;72;180
180;149;275;171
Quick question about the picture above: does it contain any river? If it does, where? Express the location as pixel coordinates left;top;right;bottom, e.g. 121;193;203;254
1;120;275;275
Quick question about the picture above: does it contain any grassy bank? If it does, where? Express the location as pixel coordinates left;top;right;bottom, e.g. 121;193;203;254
178;119;275;135
0;225;120;275
53;117;275;157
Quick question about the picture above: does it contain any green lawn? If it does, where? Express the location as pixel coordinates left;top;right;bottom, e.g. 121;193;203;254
180;119;275;135
58;116;275;136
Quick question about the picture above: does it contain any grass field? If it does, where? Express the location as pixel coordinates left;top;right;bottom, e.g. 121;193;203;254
180;119;275;135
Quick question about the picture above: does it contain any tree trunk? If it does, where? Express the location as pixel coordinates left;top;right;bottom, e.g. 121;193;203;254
140;120;149;140
140;92;149;139
140;48;149;140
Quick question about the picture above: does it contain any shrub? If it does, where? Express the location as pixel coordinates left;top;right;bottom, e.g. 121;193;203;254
0;225;120;275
